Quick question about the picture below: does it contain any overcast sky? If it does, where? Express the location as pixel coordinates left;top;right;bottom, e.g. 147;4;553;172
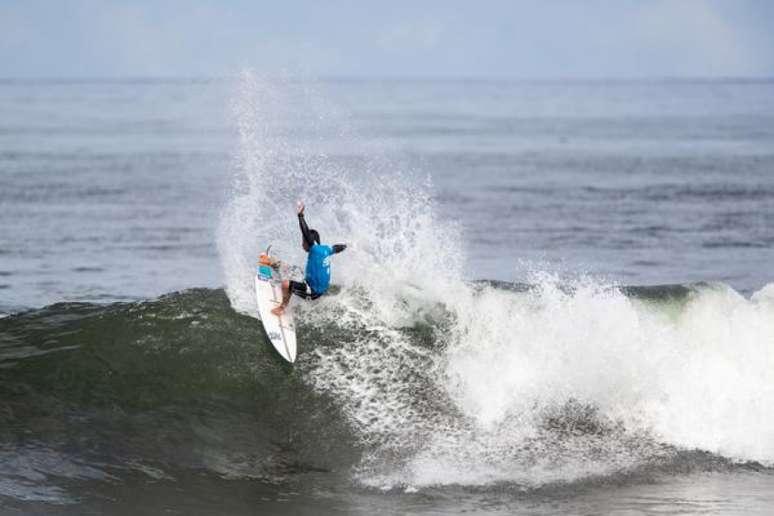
1;0;773;79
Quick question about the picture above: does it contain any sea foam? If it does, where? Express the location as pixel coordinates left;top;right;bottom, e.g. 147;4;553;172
218;71;774;489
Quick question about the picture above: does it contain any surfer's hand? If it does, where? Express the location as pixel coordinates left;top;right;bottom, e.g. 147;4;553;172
297;201;305;215
271;260;281;271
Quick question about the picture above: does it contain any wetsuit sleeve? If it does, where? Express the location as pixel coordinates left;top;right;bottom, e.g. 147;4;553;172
298;213;315;249
332;244;347;254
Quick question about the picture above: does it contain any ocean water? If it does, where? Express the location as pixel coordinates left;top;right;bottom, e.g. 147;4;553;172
1;75;774;514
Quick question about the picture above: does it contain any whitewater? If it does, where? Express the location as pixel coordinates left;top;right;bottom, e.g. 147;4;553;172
217;72;774;490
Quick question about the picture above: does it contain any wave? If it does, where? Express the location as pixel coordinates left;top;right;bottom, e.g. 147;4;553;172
207;71;774;490
0;288;359;502
2;281;773;498
304;277;774;489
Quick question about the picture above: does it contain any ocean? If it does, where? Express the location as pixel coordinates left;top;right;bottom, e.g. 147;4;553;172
1;74;774;514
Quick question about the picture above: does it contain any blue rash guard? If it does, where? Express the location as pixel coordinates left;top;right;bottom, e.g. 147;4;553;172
305;244;333;295
296;211;346;297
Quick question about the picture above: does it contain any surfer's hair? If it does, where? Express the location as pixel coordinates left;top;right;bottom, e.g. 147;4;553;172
309;229;321;245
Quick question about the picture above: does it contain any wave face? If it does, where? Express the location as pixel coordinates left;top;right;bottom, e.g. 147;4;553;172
0;289;360;502
210;72;774;491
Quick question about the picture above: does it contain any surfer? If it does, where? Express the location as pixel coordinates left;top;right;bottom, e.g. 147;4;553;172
271;202;346;316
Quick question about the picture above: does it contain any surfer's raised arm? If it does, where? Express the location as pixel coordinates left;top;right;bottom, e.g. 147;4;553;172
297;202;316;250
332;244;347;253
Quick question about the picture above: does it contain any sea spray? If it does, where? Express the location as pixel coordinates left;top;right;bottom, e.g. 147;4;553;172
217;70;463;316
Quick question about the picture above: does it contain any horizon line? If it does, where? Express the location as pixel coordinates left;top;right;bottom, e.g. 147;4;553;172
1;75;773;84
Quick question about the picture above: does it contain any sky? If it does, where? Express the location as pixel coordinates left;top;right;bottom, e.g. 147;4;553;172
1;0;773;79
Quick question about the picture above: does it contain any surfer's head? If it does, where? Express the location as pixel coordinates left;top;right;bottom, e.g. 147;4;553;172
303;229;321;251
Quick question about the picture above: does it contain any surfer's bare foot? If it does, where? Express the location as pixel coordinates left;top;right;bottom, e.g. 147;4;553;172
271;306;285;316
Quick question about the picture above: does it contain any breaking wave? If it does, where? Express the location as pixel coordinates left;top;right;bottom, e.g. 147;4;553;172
212;71;774;490
1;282;773;499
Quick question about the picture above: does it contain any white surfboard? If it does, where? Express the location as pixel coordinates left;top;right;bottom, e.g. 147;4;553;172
255;251;297;363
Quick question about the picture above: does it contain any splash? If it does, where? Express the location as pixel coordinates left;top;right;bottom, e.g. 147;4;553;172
218;71;774;489
217;70;461;316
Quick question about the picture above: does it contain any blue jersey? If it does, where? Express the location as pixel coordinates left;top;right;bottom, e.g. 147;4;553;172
305;244;334;295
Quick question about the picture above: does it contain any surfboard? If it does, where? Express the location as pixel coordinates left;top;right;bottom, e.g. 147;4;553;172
255;249;297;363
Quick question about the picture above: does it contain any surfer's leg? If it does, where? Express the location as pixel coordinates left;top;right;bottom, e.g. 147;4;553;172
288;280;313;299
271;280;292;316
